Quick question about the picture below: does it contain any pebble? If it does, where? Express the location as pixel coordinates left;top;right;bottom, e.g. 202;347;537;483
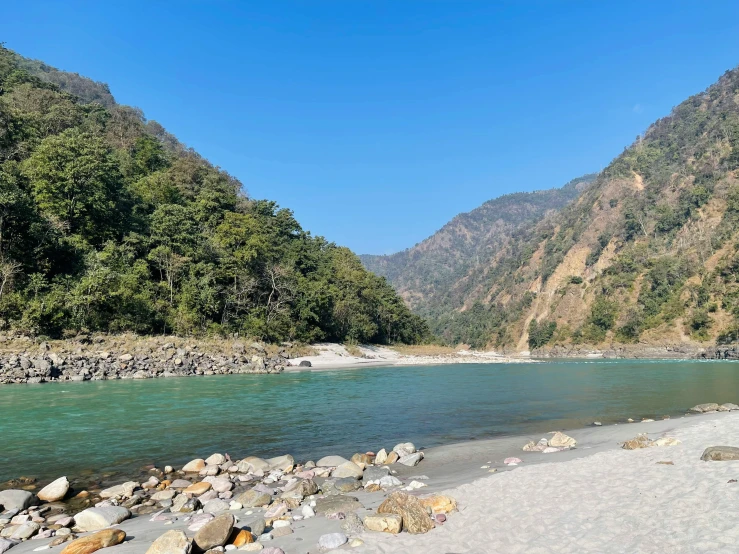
318;533;348;550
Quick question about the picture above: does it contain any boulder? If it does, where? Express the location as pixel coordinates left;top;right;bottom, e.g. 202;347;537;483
298;360;312;367
184;482;212;495
0;539;18;554
74;506;131;532
145;530;191;554
374;449;388;464
203;499;230;513
193;513;235;551
419;494;457;514
340;512;364;535
350;453;371;468
238;457;270;473
377;491;434;534
701;446;739;461
267;455;294;472
363;466;390;481
231;529;254;547
235;490;271;508
398;452;424;466
689;403;719;413
378;475;403;489
169;479;193;489
182;459;206;472
385;452;399;464
204;453;226;466
316;455;349;467
332;461;363;479
622;435;651;450
548;432;577;448
318;533;348;550
10;522;39;540
653;437;681;447
100;481;137;499
314;495;363;516
393;443;416;457
247;517;266;537
151;489;177;502
0;490;33;511
38;476;70;502
60;529;126;554
363;513;402;534
720;403;739;411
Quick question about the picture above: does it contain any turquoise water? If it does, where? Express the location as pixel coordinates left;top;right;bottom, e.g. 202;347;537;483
1;359;738;483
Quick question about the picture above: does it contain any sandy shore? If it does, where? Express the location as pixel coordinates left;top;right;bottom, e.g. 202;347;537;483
7;411;739;553
287;343;532;370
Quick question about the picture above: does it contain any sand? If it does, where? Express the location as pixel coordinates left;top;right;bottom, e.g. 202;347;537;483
286;343;531;370
9;412;738;554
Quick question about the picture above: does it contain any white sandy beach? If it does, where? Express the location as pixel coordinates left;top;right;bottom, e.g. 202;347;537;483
287;343;531;370
356;412;739;554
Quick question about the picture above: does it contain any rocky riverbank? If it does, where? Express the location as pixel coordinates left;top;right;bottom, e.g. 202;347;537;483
0;335;299;385
531;343;727;359
0;441;455;554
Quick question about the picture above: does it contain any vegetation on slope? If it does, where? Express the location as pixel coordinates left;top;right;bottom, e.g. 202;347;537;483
0;46;428;344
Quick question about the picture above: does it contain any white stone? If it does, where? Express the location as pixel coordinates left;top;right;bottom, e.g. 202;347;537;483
37;476;69;502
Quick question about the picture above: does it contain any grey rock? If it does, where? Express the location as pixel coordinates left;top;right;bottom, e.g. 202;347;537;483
340;512;364;535
10;522;39;540
701;446;739;461
398;452;424;467
247;516;266;537
332;461;363;480
194;513;234;551
202;499;230;513
0;539;18;554
690;403;720;413
318;533;348;550
235;490;271;508
145;529;192;554
363;466;390;481
0;490;33;512
316;456;349;467
74;506;131;531
314;495;362;517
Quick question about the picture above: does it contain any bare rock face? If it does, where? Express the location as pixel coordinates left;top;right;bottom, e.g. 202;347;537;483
377;491;434;534
60;529;126;554
364;513;402;534
701;446;739;461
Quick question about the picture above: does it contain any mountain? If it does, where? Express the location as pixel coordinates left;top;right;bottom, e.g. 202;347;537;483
365;65;739;351
0;46;428;344
361;175;595;313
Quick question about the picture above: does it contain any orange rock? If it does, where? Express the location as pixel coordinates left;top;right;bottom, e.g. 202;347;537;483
184;481;212;495
61;529;126;554
385;452;399;464
419;495;457;514
231;528;255;547
74;491;90;498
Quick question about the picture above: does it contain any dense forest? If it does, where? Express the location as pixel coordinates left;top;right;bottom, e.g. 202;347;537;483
369;64;739;350
0;46;428;344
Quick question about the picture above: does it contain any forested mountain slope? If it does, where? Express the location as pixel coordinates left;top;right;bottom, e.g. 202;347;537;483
387;65;739;350
0;46;427;344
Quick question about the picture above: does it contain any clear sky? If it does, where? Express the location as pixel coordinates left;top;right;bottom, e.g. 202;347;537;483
2;1;739;255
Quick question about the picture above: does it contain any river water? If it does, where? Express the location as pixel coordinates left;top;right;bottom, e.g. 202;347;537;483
1;359;738;483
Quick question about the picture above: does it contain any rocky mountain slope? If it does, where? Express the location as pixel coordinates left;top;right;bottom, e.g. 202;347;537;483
366;65;739;352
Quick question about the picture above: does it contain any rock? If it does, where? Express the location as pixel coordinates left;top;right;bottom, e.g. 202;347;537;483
316;456;349;467
284;479;318;498
332;461;363;479
363;513;402;534
264;503;287;519
169;479;193;489
100;481;137;499
184;482;212;496
385;452;399;464
720;403;739;411
145;530;191;554
235;490;271;508
0;539;18;554
60;529;126;554
653;437;681;447
318;533;347;550
38;476;70;502
194;513;235;551
374;449;388;465
328;478;362;494
504;457;522;465
151;489;177;502
701;446;739;461
298;360;312;367
10;522;39;540
314;495;363;516
393;442;416;457
266;455;294;472
203;499;231;513
247;517;266;537
622;435;652;450
542;447;562;454
363;466;390;481
378;475;403;489
270;526;293;538
238;457;270;473
689;403;720;413
350;453;370;468
340;512;364;535
231;529;254;547
172;495;200;513
593;421;602;426
260;549;283;554
0;490;33;511
377;491;434;534
205;454;226;466
74;507;131;532
548;431;577;448
182;459;206;472
419;495;457;514
398;452;424;467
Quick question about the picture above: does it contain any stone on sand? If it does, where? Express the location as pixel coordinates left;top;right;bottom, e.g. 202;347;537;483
74;506;131;532
548;431;577;448
194;513;235;551
60;529;126;554
689;403;719;413
314;495;363;516
377;491;434;534
363;513;402;534
185;481;212;495
145;530;192;554
393;443;416;457
419;494;457;514
701;446;739;461
37;476;70;502
0;490;33;511
318;533;348;550
235;490;272;508
332;461;363;479
267;455;294;471
398;452;424;466
374;449;388;464
231;528;255;547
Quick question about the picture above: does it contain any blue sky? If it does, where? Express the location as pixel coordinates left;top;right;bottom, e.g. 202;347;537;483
2;2;739;254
